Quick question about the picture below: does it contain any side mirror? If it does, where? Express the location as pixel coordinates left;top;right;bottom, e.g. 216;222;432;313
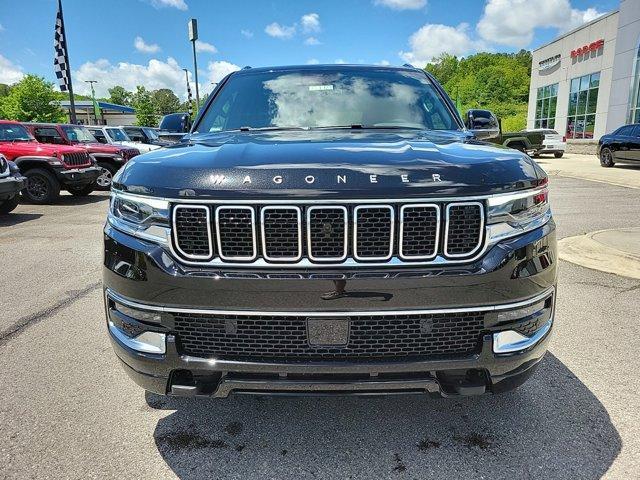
465;109;501;141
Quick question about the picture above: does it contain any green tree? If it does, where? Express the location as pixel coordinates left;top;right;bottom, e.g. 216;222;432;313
0;75;65;122
0;84;10;99
152;88;180;115
108;85;132;106
131;86;158;126
425;51;532;132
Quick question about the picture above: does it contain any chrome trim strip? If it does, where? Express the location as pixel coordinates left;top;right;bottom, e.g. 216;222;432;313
444;202;485;259
260;206;302;262
215;206;257;261
106;287;554;317
493;318;553;354
113;188;545;205
108;320;166;355
307;206;348;262
399;203;440;260
172;205;213;260
353;204;394;261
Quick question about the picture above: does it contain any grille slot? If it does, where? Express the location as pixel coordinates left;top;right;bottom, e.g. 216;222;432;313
174;311;485;361
307;206;348;261
62;152;91;167
172;205;213;259
261;206;302;261
353;205;394;260
445;202;484;257
400;204;440;259
215;206;256;260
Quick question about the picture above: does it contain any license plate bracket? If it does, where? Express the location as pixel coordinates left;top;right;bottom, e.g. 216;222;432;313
307;318;350;347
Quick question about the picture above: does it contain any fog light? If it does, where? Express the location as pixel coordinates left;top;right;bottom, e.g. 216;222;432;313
113;301;163;323
108;320;166;354
496;300;547;323
493;319;552;354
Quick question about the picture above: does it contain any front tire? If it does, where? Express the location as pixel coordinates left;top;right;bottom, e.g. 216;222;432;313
509;142;527;153
96;162;117;191
23;168;61;204
68;184;95;196
0;195;20;214
600;147;615;167
554;152;564;158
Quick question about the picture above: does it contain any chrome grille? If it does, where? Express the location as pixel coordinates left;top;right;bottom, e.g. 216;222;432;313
173;205;212;259
261;207;301;261
174;311;485;361
170;201;486;266
353;205;394;260
215;206;256;260
399;204;439;259
307;206;347;261
445;202;484;257
62;152;91;167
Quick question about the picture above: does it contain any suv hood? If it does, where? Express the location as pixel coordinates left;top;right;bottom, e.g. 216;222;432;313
1;140;86;157
114;130;543;199
72;142;122;154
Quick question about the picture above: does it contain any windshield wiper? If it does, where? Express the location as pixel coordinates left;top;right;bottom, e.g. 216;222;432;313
237;126;308;132
313;124;425;131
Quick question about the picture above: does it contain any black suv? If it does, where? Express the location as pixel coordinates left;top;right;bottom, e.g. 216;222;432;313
104;65;557;398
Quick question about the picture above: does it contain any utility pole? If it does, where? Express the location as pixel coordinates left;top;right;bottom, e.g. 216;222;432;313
188;19;200;110
85;80;99;124
182;68;193;118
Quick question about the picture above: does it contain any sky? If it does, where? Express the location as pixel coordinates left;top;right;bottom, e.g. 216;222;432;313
0;0;619;100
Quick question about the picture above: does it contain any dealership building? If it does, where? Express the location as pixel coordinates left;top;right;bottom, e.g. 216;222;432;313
527;0;640;151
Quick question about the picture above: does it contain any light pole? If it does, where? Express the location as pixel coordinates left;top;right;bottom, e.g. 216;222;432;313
188;19;200;109
85;80;100;124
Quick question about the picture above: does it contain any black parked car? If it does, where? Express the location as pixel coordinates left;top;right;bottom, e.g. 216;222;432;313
104;64;557;399
0;154;26;215
120;126;173;148
598;124;640;167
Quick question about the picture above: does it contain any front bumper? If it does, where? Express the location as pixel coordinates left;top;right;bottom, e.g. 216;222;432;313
55;166;101;186
0;174;26;199
103;220;558;398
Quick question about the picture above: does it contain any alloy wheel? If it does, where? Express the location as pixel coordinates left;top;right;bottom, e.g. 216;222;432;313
27;175;48;201
96;167;113;188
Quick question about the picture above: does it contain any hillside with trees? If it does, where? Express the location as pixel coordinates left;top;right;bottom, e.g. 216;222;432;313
425;50;532;132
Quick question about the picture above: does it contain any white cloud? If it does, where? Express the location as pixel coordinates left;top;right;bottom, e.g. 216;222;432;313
301;13;321;33
335;59;348;64
241;29;254;39
195;40;218;53
304;37;321;46
0;54;24;84
207;60;241;84
0;23;4;32
376;60;391;66
73;57;192;98
134;36;161;54
400;23;480;67
477;0;605;47
374;0;427;10
150;0;187;10
307;58;320;65
265;22;296;39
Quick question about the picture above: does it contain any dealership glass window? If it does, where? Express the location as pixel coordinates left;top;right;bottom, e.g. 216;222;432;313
566;72;599;139
534;83;558;128
629;41;640;123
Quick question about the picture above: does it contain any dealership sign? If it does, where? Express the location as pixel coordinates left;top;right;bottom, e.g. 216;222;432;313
570;39;604;58
539;54;561;71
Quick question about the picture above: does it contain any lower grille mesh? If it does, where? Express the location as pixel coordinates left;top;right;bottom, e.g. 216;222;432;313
174;312;485;361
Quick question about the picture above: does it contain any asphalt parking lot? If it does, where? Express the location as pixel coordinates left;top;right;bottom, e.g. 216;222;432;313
1;164;639;479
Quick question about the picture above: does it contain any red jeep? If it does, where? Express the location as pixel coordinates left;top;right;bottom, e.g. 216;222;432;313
0;120;101;204
23;123;140;190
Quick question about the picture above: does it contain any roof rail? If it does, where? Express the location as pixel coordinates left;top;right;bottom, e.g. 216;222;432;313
402;63;418;69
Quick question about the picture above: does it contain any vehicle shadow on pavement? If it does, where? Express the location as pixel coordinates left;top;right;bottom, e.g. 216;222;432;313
0;213;43;227
147;354;621;479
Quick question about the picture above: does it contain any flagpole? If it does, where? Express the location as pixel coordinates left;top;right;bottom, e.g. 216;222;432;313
58;0;77;123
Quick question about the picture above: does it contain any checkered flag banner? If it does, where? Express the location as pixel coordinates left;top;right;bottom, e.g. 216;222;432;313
186;80;193;116
54;0;70;92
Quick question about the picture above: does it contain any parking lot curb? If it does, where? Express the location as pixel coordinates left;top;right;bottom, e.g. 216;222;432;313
559;228;640;279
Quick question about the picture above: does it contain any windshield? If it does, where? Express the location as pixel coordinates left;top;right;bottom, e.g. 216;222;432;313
0;124;34;141
62;125;97;143
142;127;159;140
106;128;130;142
195;68;459;133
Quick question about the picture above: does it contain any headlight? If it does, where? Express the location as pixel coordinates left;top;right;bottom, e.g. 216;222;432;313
108;191;170;244
486;184;551;242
